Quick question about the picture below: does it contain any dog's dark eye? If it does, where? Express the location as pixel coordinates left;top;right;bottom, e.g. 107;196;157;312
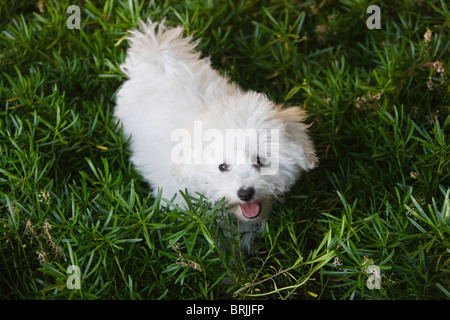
254;156;263;168
218;163;229;172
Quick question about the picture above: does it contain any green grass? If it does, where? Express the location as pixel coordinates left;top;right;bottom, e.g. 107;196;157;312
0;0;449;300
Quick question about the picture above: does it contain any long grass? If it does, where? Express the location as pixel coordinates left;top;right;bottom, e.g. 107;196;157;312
0;0;448;300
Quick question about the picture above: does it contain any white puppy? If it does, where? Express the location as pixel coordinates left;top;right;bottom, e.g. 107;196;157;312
115;20;317;252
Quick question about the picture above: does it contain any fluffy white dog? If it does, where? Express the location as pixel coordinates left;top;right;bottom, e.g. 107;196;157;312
115;20;317;252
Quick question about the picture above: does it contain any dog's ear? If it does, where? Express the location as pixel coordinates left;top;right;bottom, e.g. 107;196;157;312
274;106;318;170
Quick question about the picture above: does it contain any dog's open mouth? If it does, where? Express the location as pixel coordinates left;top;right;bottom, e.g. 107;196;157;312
240;202;262;219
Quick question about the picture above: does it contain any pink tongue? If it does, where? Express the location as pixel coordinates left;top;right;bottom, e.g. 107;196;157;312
241;202;261;218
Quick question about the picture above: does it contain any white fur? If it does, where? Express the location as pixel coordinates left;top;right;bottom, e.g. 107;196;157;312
115;20;317;252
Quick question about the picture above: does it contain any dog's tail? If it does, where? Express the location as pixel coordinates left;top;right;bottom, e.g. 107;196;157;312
120;19;201;79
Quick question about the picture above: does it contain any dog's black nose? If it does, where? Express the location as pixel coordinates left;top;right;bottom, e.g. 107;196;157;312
237;187;255;202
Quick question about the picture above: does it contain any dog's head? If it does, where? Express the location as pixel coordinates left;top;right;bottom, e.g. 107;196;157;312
171;92;317;223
